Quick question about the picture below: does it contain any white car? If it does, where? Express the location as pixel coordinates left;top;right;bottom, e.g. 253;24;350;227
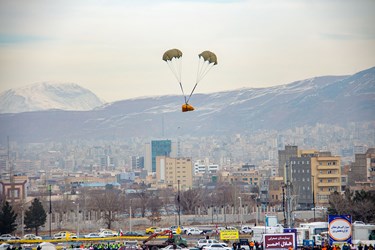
202;243;231;250
161;245;189;250
23;234;42;240
84;233;101;238
53;232;77;239
99;231;117;238
196;239;228;249
311;206;327;211
186;228;204;235
240;225;253;234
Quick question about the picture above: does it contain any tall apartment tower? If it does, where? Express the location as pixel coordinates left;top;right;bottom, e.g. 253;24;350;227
289;156;313;210
348;148;375;187
278;145;298;178
310;153;341;207
155;156;193;190
144;140;173;173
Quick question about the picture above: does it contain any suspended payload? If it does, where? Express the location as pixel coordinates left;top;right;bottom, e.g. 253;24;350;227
162;49;218;112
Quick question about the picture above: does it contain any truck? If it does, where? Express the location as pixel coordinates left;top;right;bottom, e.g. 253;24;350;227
352;223;375;245
296;222;328;247
251;225;284;242
142;229;188;250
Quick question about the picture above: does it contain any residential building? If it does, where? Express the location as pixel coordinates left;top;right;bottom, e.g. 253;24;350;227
311;154;341;207
348;148;375;189
155;156;193;190
289;156;313;210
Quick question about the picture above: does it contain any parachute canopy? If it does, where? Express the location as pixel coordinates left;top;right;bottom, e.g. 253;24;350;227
199;51;218;65
162;49;183;62
162;48;217;112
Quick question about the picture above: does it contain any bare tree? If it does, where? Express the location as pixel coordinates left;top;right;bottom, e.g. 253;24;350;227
179;188;204;214
87;188;122;229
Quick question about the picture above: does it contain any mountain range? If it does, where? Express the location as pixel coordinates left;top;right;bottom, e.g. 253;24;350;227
0;67;374;143
0;82;103;113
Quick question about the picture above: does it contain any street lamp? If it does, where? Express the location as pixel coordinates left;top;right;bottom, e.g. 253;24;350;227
73;202;80;237
238;197;242;226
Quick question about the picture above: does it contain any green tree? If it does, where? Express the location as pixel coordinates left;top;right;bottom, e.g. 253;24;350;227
24;198;47;235
0;201;18;234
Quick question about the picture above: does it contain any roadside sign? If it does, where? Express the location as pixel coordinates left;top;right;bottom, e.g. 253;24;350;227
328;215;352;245
263;233;295;250
220;230;239;241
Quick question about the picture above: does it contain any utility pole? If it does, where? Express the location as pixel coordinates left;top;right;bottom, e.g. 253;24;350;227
178;180;181;226
285;164;293;228
312;175;316;222
48;184;52;237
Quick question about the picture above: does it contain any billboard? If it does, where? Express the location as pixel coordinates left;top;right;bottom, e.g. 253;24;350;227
328;215;352;245
263;233;295;250
220;230;239;241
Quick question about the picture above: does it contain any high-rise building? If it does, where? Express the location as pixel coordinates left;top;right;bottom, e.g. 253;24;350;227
310;154;341;207
278;145;298;178
144;140;173;173
348;148;375;188
155;156;193;190
289;156;313;210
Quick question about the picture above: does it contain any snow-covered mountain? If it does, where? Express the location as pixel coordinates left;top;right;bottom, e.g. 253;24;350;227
0;82;104;113
0;67;374;142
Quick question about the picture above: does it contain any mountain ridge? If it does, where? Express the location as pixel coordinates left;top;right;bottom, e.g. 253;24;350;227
0;82;104;114
0;66;374;143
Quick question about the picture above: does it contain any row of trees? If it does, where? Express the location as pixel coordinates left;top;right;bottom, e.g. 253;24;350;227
0;198;47;235
1;185;374;234
328;188;375;223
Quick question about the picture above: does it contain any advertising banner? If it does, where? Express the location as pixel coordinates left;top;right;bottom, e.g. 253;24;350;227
328;215;352;245
263;233;295;250
220;230;239;241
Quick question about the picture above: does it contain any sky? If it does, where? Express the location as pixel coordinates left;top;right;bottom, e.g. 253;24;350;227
0;0;374;103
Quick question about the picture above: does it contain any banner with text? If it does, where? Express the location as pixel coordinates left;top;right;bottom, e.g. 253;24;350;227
263;233;295;250
328;214;352;245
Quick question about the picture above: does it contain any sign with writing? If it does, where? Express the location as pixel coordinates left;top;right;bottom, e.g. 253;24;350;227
328;215;352;245
220;230;239;241
263;233;295;250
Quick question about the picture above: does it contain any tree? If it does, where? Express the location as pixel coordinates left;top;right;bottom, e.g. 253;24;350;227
24;198;47;235
328;189;375;223
179;188;204;214
0;201;18;234
88;189;122;229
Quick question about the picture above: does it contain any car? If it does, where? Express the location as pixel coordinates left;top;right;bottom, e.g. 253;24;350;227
0;235;20;241
170;226;185;234
186;228;204;235
311;206;327;211
23;234;42;240
84;233;101;238
145;227;159;234
53;232;77;239
99;230;117;238
240;225;253;234
196;239;228;249
123;231;142;236
202;243;231;250
160;245;189;250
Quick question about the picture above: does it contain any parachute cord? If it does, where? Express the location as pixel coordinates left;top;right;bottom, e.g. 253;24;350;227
187;63;214;103
167;61;187;103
